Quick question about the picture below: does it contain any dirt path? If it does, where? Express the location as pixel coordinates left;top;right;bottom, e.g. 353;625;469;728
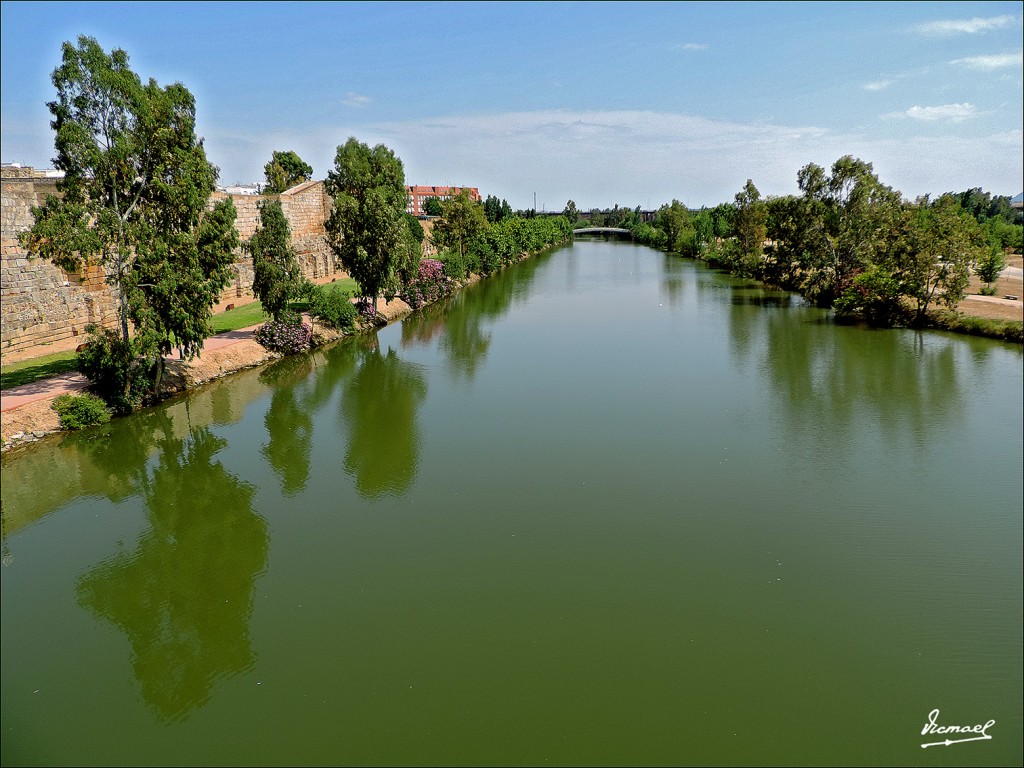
0;323;269;450
1;294;414;452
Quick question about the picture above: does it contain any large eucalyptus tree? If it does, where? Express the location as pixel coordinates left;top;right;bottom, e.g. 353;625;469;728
20;36;238;407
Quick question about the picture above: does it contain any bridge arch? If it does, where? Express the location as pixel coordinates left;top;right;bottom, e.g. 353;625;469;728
572;227;633;237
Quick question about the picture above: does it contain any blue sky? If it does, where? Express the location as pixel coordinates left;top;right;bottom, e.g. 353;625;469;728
2;1;1021;210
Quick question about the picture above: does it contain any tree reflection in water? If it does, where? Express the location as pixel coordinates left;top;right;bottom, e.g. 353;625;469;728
341;337;427;498
76;426;267;723
260;356;315;496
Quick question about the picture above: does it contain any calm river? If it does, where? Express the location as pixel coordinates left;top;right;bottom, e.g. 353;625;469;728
2;239;1021;766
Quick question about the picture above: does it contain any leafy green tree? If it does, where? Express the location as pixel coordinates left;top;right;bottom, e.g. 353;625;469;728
263;150;313;194
483;194;512;223
834;264;905;327
692;209;714;254
982;217;1023;252
432;190;489;261
764;195;814;288
795;157;901;306
404;212;424;245
656;200;692;253
897;196;985;322
19;35;238;407
563;199;580;225
324;137;415;311
975;244;1006;290
423;196;443;216
247;199;302;320
733;180;767;267
711;203;735;238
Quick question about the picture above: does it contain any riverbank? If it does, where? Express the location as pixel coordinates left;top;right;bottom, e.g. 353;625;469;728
1;261;498;453
2;240;1016;451
0;294;413;452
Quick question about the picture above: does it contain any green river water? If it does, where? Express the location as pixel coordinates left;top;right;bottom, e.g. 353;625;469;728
1;239;1021;766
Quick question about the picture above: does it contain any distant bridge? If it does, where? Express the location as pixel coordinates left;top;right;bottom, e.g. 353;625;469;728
572;227;632;237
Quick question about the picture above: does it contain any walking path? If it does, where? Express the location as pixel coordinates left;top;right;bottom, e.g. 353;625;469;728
0;324;261;413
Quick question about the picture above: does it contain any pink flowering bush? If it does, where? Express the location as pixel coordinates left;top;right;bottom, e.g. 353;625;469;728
254;318;312;354
356;299;380;323
401;258;454;309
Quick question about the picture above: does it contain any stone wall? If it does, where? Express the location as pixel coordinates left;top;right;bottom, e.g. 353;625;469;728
209;179;339;300
1;167;119;355
1;169;340;357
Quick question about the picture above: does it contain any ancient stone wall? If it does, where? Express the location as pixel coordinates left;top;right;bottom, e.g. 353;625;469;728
1;168;119;355
207;180;337;301
2;169;339;357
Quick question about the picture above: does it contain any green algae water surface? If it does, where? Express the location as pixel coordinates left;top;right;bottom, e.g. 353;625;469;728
2;239;1021;766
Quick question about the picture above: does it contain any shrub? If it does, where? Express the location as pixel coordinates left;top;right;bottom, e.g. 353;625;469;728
254;318;312;354
308;285;356;330
437;248;470;281
77;326;155;413
469;239;501;275
51;392;112;430
834;266;907;327
401;258;454;309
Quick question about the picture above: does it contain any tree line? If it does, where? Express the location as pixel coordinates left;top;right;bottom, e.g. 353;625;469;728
21;37;1018;421
598;157;1021;334
20;37;573;419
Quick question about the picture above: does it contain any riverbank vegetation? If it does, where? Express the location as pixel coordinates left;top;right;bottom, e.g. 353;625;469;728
617;156;1022;342
15;37;1018;417
18;36;241;412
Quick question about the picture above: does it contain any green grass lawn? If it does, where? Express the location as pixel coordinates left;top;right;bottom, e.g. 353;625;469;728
210;301;269;333
1;350;80;391
211;280;358;331
2;281;361;391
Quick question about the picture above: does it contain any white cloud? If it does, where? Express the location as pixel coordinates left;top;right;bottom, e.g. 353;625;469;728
336;109;1019;207
884;103;978;122
915;14;1018;36
341;92;371;107
194;109;1023;207
862;79;894;91
950;51;1024;70
677;42;709;51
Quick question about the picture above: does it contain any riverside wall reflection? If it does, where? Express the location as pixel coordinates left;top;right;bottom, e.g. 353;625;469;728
401;249;546;380
1;367;274;537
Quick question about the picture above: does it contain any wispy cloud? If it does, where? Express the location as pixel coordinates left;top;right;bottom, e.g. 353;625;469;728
950;51;1023;70
310;108;1021;207
194;109;1022;206
915;14;1018;36
862;79;894;91
676;43;709;51
341;91;371;107
884;103;978;122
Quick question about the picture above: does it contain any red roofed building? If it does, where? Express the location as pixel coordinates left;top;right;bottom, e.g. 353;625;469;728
406;185;480;217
